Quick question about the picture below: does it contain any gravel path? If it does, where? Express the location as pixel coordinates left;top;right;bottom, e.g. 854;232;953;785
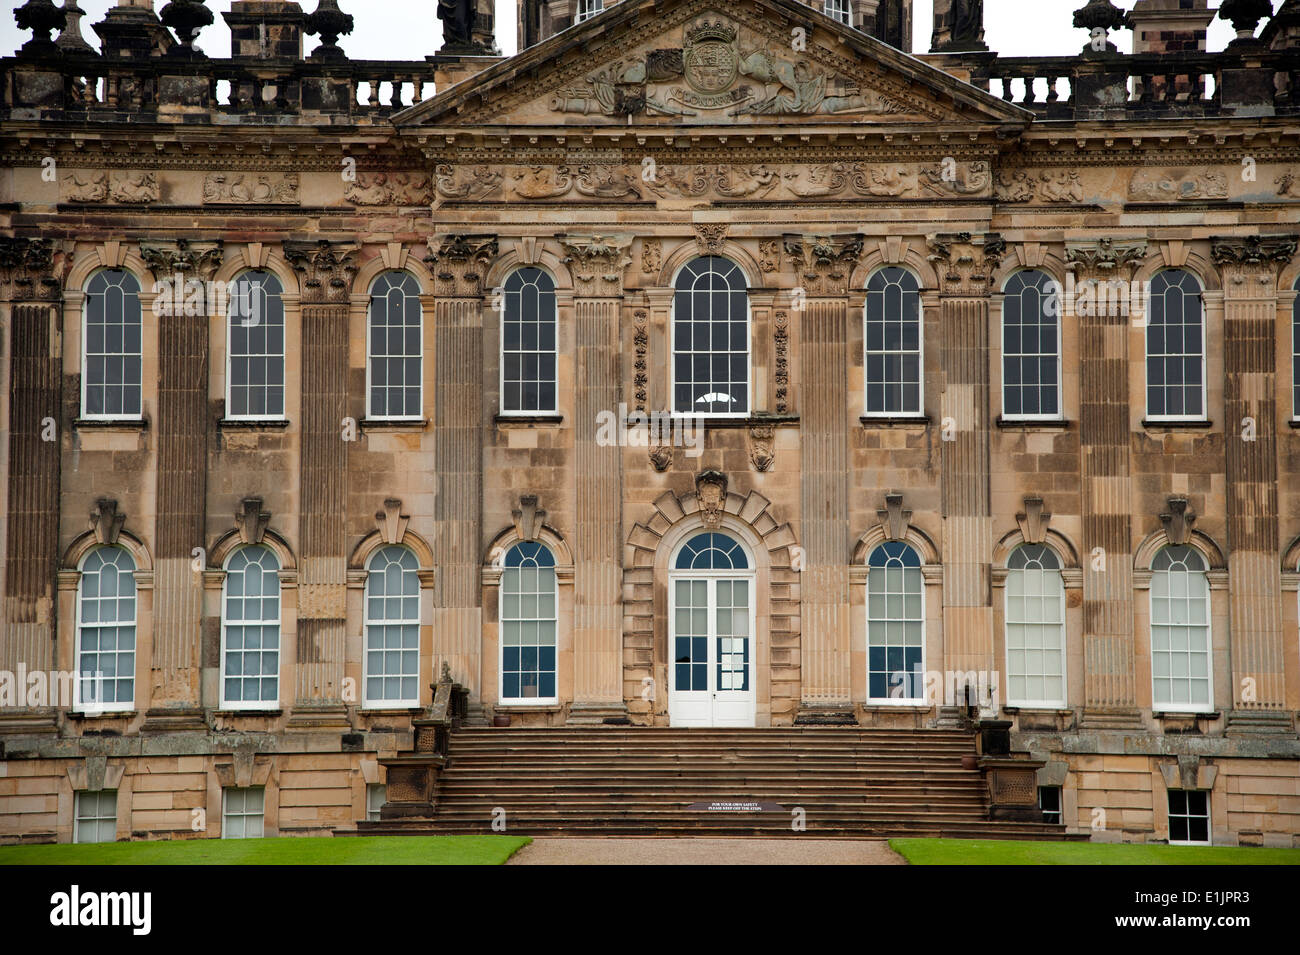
507;838;906;865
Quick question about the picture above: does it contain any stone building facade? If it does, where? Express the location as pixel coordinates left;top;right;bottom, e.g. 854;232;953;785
1;0;1299;846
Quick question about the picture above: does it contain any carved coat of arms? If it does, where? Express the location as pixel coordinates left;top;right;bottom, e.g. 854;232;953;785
683;21;739;95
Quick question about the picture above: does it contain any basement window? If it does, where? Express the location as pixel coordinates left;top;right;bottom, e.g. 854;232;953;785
223;786;266;839
1037;786;1062;825
74;790;118;844
1167;789;1211;845
367;784;387;822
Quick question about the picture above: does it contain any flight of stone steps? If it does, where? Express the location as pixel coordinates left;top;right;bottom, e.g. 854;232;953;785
359;726;1080;839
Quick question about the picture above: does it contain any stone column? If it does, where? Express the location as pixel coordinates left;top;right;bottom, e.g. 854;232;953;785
560;235;631;723
1212;235;1298;733
928;233;1001;700
140;240;222;727
283;240;358;726
426;235;496;706
0;239;62;732
1065;238;1147;728
787;234;864;722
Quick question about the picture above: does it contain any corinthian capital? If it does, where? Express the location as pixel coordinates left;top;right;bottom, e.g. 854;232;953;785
283;239;360;305
0;237;61;302
926;232;1004;296
1210;235;1298;268
1064;237;1148;279
559;233;632;296
139;239;224;282
783;233;866;296
425;234;498;298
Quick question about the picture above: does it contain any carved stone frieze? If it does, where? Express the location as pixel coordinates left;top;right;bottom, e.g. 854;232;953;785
994;168;1085;203
1129;166;1228;202
1276;169;1300;199
927;232;1004;296
435;164;503;201
558;233;633;295
425;234;498;298
345;172;431;206
0;237;61;302
283;239;360;305
783;233;865;296
203;171;299;205
64;169;159;204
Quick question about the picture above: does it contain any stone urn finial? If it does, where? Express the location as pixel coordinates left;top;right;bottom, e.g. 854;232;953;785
55;0;95;54
14;0;67;56
1072;0;1128;54
1219;0;1273;47
159;0;213;56
305;0;354;61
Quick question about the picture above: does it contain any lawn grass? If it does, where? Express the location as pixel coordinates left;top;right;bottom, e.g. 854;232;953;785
0;834;530;866
889;838;1300;865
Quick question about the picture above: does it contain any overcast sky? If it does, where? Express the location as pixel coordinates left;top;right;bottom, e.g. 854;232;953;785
1;1;1248;62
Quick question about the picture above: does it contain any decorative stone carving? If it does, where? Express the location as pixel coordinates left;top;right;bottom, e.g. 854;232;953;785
375;499;410;546
425;234;497;298
64;170;159;204
648;445;673;472
784;234;865;296
89;498;125;546
1129;167;1228;201
345;172;431;206
749;424;775;472
507;165;574;200
574;165;642;199
203;172;300;205
1275;169;1300;199
1064;237;1148;274
283;239;359;305
0;237;61;301
1209;235;1298;267
435;164;503;201
695;470;728;528
1160;498;1196;547
512;495;546;542
140;239;224;280
640;239;662;275
235;498;272;546
921;160;992;197
633;310;649;412
758;240;780;273
774;311;789;414
1016;496;1051;545
878;493;913;543
927;232;1005;295
694;224;728;256
558;234;633;295
994;168;1085;203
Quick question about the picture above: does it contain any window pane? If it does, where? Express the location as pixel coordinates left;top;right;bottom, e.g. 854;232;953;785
367;273;423;419
502;269;558;414
865;269;922;415
672;257;749;415
83;271;143;419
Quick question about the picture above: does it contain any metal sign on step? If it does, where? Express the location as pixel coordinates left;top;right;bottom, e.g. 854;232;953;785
685;801;786;813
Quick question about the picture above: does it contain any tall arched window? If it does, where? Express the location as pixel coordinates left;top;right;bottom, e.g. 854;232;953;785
367;272;423;420
1146;269;1205;420
1291;276;1299;420
500;542;557;703
672;257;749;416
364;545;420;708
77;547;137;712
227;270;286;420
864;268;922;417
501;268;557;415
1005;544;1066;707
1002;270;1061;419
221;545;281;709
1150;545;1212;712
82;269;143;419
824;0;852;25
866;541;924;702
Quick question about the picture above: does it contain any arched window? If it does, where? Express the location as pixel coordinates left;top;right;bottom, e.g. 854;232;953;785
501;268;557;414
364;546;420;708
221;545;282;709
82;269;143;419
1291;276;1299;420
500;542;557;703
669;532;755;727
824;0;852;25
367;272;423;420
226;270;286;420
864;268;922;416
1002;270;1061;419
1004;544;1066;707
1150;545;1211;712
1146;270;1205;420
76;547;137;711
866;541;924;702
672;257;750;416
576;0;603;23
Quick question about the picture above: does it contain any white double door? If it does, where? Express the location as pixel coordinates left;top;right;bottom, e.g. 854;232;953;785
668;573;756;727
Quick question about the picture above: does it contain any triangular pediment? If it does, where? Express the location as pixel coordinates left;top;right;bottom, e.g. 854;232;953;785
394;0;1033;130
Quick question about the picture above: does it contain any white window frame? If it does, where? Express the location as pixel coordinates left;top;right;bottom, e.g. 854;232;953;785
863;267;925;419
225;269;286;422
365;271;424;421
670;257;752;419
497;542;560;706
1144;269;1207;423
222;786;266;839
1167;789;1212;846
1003;544;1068;709
80;268;144;422
362;545;421;710
865;542;927;706
366;783;387;822
1000;270;1064;422
75;546;137;714
824;0;852;26
575;0;604;23
219;545;282;711
499;267;559;417
1149;545;1214;714
74;790;118;844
